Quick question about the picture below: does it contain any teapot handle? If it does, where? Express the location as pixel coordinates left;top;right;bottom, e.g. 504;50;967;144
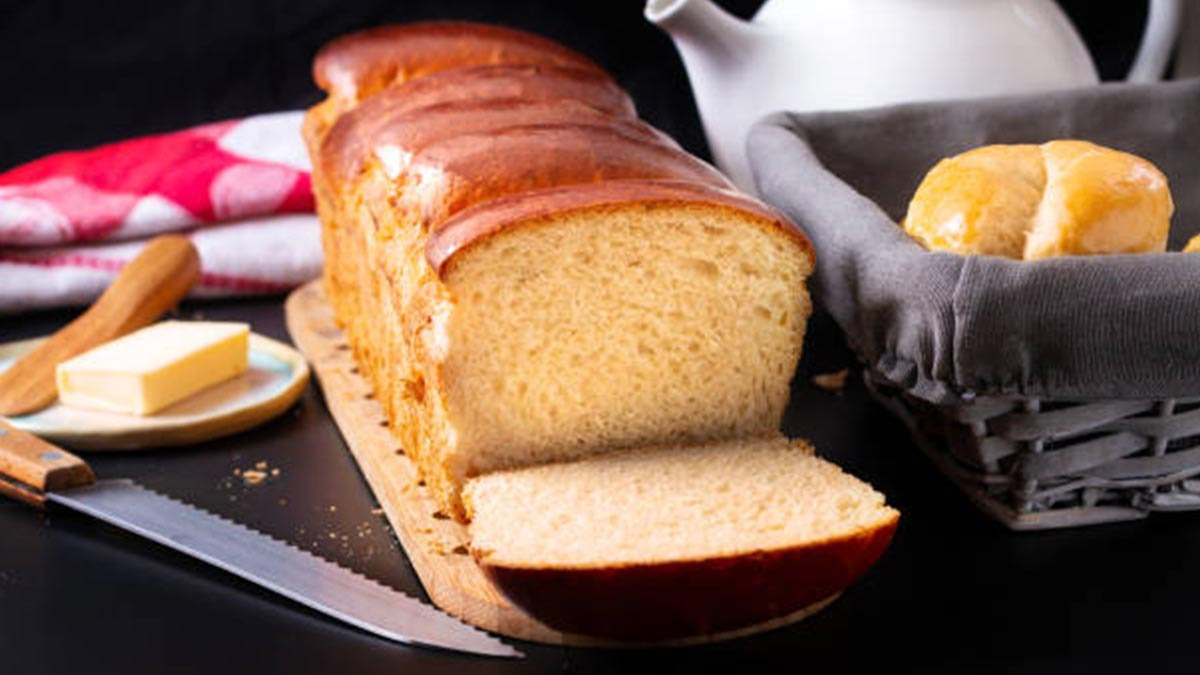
1127;0;1182;81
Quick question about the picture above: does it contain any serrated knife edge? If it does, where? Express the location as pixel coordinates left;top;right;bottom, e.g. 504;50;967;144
49;479;522;658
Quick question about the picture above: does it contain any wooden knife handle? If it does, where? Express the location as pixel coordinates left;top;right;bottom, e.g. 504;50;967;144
0;234;201;416
0;419;95;507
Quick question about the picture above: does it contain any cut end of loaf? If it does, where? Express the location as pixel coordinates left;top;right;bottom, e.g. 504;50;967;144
464;436;898;640
433;189;813;502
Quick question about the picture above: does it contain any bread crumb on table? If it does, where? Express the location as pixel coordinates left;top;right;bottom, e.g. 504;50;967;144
811;369;850;395
227;460;280;488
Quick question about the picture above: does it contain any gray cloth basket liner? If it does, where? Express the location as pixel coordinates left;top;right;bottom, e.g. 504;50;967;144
748;79;1200;406
748;80;1200;529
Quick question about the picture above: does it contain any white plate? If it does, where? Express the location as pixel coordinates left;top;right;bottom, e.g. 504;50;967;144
0;333;310;450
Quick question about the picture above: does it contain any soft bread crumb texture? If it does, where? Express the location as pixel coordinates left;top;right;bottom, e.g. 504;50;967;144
318;174;811;520
464;437;897;568
440;205;811;484
903;140;1173;259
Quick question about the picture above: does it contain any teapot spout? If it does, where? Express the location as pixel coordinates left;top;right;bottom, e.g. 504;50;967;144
645;0;754;56
646;0;762;190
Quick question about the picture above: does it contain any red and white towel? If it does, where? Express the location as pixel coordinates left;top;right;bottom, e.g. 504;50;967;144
0;111;322;314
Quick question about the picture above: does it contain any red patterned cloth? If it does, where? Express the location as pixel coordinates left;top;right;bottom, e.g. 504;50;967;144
0;111;322;313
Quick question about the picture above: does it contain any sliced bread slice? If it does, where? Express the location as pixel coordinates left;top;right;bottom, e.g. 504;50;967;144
463;436;899;641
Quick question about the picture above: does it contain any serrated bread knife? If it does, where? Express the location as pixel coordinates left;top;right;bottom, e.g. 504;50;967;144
0;418;520;658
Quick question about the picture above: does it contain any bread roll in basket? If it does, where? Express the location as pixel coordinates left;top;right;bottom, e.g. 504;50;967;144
903;140;1173;260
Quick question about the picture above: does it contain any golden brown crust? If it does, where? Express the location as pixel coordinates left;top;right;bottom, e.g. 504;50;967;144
314;21;606;107
477;515;898;641
379;124;732;233
318;64;634;179
322;97;656;192
347;63;634;121
429;179;814;276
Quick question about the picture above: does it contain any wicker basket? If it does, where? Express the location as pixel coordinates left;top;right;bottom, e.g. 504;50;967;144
748;80;1200;529
865;372;1200;529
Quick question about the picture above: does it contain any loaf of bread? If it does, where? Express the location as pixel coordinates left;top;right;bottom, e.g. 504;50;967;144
305;22;814;520
903;140;1173;259
305;21;896;640
464;436;898;641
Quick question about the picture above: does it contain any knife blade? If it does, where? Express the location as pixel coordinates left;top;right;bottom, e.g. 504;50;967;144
0;420;521;658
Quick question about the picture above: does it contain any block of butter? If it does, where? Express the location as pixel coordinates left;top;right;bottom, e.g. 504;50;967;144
56;321;250;415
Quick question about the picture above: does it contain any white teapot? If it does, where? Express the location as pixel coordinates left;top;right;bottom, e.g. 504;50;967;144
646;0;1182;191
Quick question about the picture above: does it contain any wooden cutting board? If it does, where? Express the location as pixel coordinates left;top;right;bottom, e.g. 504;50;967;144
284;280;837;646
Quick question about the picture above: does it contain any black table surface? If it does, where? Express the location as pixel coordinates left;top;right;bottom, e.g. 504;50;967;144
1;2;1190;673
5;299;1200;675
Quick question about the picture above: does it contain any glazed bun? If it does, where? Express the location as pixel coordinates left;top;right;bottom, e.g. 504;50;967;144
903;140;1173;260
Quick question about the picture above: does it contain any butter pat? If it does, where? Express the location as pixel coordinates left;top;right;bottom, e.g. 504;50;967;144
56;321;250;415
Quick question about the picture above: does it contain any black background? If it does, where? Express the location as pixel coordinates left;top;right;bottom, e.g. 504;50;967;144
2;2;1195;675
0;0;1153;168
